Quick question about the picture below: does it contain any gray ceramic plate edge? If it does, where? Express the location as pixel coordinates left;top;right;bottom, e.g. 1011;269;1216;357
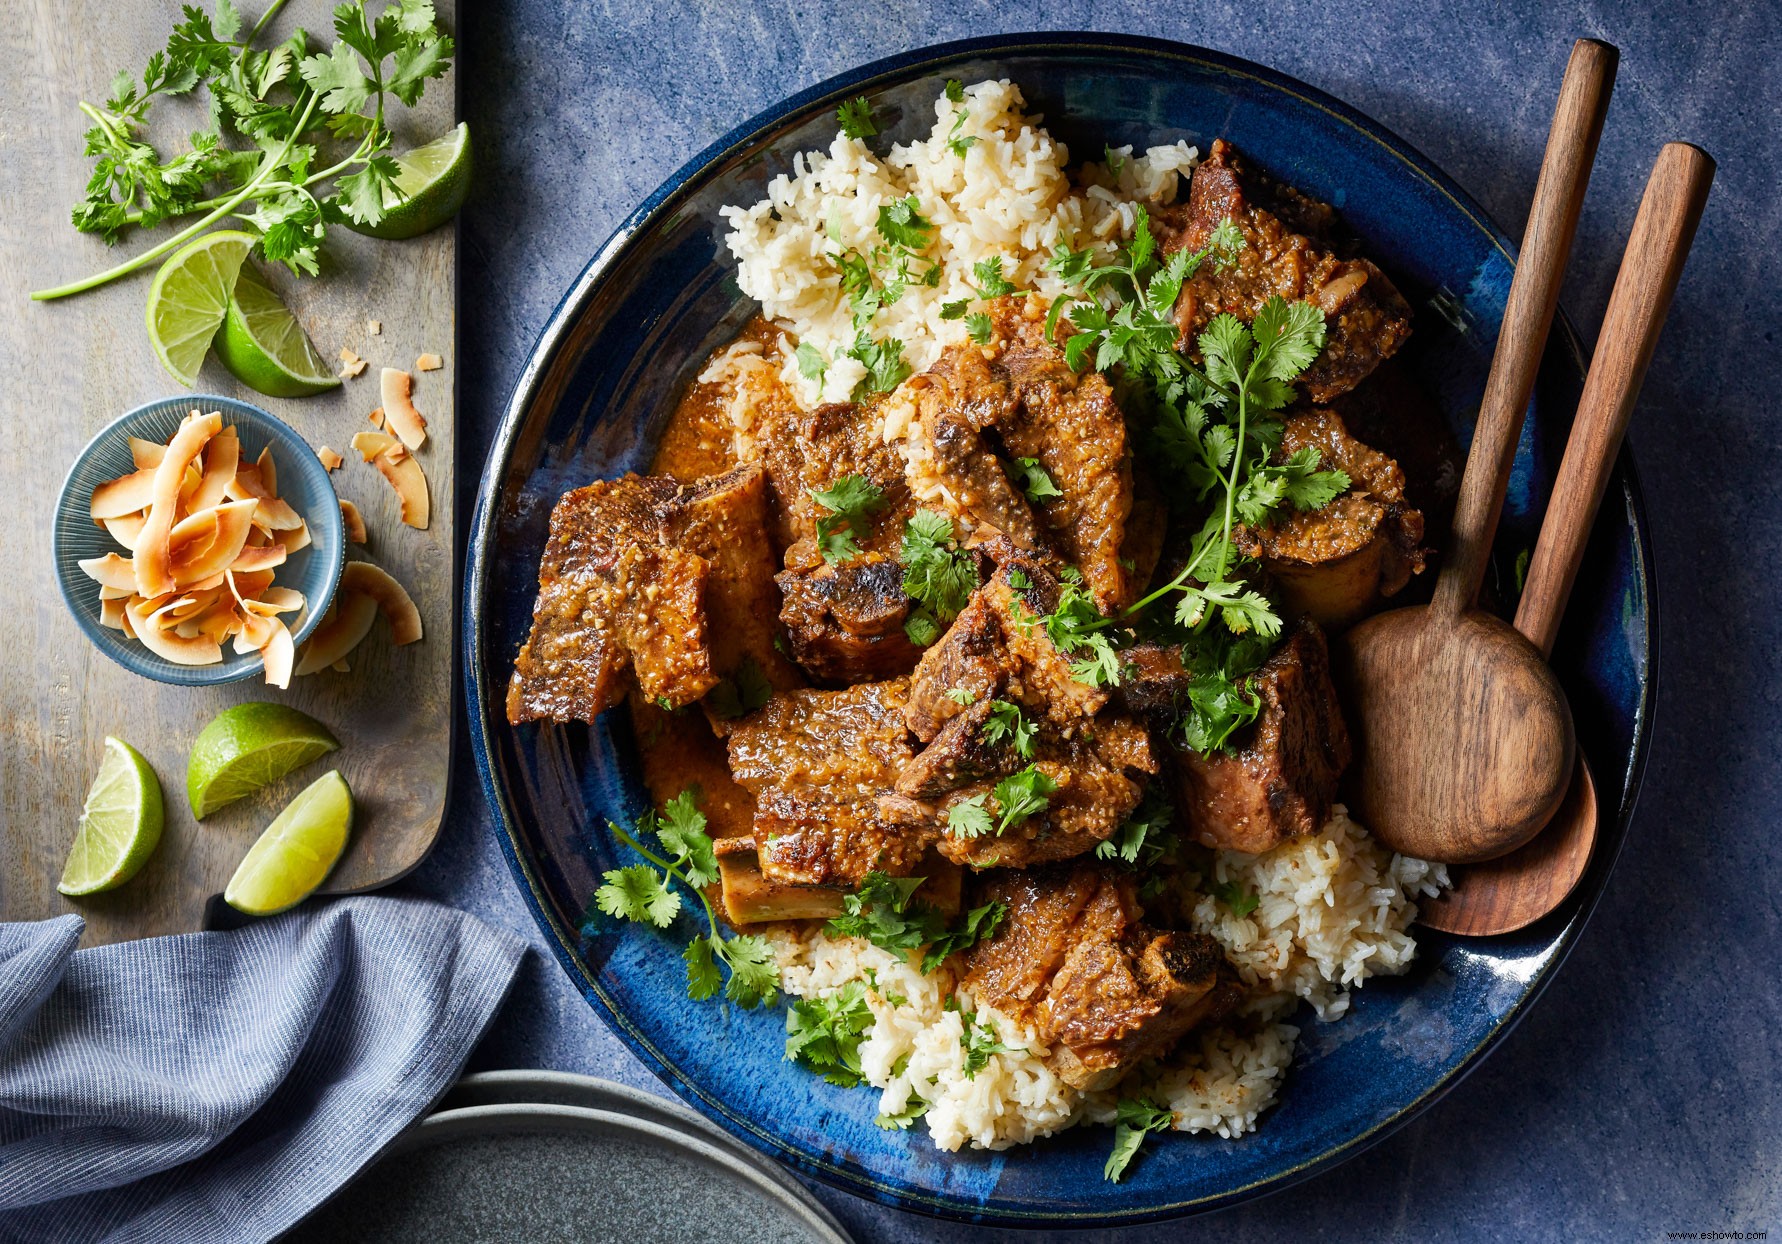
437;1070;851;1239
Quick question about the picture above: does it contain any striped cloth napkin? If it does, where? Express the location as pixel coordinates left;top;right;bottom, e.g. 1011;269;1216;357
0;895;525;1243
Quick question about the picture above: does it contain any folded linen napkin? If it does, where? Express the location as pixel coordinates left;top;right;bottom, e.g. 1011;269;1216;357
0;895;525;1244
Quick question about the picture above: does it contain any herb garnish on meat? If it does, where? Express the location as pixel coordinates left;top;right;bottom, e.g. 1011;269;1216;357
947;765;1057;839
827;871;1009;975
900;510;976;646
593;789;779;1008
810;474;886;564
980;700;1037;759
1044;206;1350;750
1012;456;1062;503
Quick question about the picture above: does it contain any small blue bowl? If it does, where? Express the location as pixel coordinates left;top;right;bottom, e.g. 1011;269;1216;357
53;394;344;686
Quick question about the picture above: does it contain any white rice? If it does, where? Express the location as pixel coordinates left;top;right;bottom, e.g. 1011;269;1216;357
766;807;1447;1152
722;82;1449;1154
718;79;1198;412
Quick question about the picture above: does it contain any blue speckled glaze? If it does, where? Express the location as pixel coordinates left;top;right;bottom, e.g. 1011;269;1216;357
463;35;1652;1226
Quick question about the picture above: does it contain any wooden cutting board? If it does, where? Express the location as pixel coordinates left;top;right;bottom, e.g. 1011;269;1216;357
0;0;458;946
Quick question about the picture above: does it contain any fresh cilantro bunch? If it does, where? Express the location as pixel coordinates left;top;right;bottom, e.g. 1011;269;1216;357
946;765;1057;839
1104;1096;1175;1182
899;510;977;646
809;475;886;565
826;871;1007;975
37;0;455;300
592;788;779;1009
1044;205;1350;752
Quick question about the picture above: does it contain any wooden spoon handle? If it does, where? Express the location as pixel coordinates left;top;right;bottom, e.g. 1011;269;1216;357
1514;142;1715;656
1432;39;1618;621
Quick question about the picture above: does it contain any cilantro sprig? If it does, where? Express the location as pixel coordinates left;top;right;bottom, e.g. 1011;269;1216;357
1105;1096;1175;1182
810;474;886;565
980;700;1037;760
836;96;878;140
1042;206;1351;752
592;788;779;1009
946;765;1056;839
899;510;976;646
785;981;875;1087
826;872;1008;975
36;0;456;300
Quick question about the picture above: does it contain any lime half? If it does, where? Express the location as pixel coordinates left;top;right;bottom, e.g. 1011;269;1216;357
187;703;340;819
145;230;255;387
214;263;341;398
59;738;165;896
224;770;354;916
345;122;471;240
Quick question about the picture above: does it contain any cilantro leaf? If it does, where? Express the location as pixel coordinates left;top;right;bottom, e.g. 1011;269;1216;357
939;299;969;320
1211;880;1260;917
707;657;773;720
964;312;994;344
990;766;1056;833
655;788;720;889
1105;1097;1175;1182
946;794;995;839
594;862;680;928
904;609;942;648
1096;789;1177;867
718;935;780;1008
837;97;878;140
811;473;887;564
298;42;376;115
980;700;1037;760
785;981;874;1087
844;332;913;398
795;341;827;383
900;509;977;627
919;901;1007;974
683;935;723;1001
959;1007;1021;1079
826;872;944;959
944;687;978;705
875;1090;928;1130
1012;456;1061;502
876;195;935;252
971;257;1016;298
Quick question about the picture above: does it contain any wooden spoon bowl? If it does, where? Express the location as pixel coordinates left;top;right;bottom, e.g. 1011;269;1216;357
1338;606;1574;863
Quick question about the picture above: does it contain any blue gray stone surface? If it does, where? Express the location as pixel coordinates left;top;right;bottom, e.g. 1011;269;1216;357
395;2;1782;1239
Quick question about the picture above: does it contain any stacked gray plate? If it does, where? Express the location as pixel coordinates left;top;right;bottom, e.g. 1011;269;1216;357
284;1072;852;1243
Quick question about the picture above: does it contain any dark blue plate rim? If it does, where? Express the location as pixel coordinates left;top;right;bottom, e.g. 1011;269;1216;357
462;31;1658;1226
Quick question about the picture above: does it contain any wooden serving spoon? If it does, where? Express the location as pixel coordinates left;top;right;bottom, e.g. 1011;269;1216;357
1333;39;1617;865
1420;140;1715;934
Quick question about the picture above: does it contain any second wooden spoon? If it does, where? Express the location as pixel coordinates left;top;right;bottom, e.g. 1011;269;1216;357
1420;140;1714;934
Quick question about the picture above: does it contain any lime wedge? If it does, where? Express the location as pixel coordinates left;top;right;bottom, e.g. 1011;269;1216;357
187;702;340;819
59;737;165;896
144;230;255;387
345;122;472;240
224;770;353;916
214;263;341;398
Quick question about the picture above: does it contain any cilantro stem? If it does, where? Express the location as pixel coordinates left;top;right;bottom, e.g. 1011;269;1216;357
609;819;721;940
30;89;321;300
248;0;293;44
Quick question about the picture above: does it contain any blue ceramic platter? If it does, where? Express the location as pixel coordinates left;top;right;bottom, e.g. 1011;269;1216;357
465;35;1654;1226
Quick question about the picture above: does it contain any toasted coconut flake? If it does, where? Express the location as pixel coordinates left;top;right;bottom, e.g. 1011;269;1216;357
229;568;275;600
338;347;368;379
260;617;295;688
339;499;367;544
78;553;137;592
98;584;133;601
100;597;128;629
191;426;239;510
250;586;305;615
368;320;382;335
318;445;344;472
102;513;147;551
256;445;278;497
253;496;305;532
90;469;158;520
372;448;429;529
331;659;351;673
415;353;444;372
277;522;313;554
352;430;397;461
341;561;423;644
229;543;288;574
185;571;228;593
136;411;224;597
294;591;379;675
129;437;167;469
368;407;386;430
171;498;259;587
379;368;427;450
128;596;223;665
